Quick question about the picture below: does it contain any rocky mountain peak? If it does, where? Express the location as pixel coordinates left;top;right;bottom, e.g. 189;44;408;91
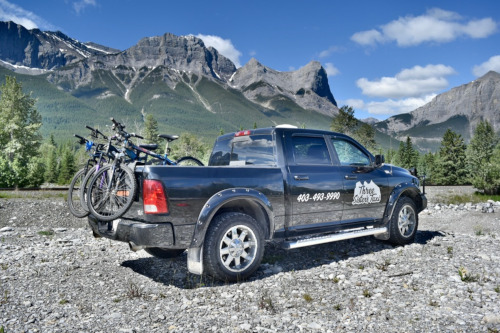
229;59;338;116
113;33;236;81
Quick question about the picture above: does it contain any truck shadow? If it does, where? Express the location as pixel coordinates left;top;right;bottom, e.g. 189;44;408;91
121;229;445;289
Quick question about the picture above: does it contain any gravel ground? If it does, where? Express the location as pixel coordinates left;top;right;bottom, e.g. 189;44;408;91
0;187;499;332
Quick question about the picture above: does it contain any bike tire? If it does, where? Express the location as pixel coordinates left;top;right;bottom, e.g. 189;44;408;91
78;164;100;213
176;156;204;166
67;168;89;218
86;164;137;221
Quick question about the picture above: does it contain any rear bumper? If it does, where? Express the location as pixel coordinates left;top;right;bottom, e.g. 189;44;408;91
88;215;175;249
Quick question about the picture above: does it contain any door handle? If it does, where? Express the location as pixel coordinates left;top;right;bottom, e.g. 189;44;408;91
344;175;357;180
294;175;309;181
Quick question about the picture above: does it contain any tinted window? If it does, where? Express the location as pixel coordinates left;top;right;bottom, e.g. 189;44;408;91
331;138;370;166
209;134;275;166
292;136;331;165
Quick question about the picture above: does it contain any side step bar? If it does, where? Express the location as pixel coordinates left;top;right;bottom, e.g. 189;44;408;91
283;227;388;250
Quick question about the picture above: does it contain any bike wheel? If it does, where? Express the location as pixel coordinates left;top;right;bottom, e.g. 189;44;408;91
176;156;204;166
79;165;101;213
67;168;89;218
86;164;137;221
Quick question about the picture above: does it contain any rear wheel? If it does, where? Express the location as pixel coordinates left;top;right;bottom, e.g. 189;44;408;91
86;164;136;221
145;248;185;259
67;168;89;218
203;212;264;282
176;156;203;166
79;165;100;213
388;196;418;245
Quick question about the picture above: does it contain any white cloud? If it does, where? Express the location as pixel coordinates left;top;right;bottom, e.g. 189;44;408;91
73;0;97;14
364;95;436;115
324;63;339;77
351;8;497;47
341;95;435;117
319;45;343;58
357;64;456;99
472;55;500;77
196;34;242;68
0;0;55;30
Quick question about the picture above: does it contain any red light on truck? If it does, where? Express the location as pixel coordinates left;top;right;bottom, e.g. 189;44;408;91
234;130;251;137
143;180;169;214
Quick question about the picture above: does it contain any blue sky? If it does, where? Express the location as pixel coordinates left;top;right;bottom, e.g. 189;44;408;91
1;0;500;120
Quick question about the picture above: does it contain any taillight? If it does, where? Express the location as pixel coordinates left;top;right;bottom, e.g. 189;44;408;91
235;130;251;137
143;180;169;214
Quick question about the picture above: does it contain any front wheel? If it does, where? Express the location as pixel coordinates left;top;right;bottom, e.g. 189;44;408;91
203;212;264;282
388;196;418;245
176;156;203;166
86;164;137;221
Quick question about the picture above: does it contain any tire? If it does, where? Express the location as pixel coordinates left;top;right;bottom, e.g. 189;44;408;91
176;156;204;166
86;164;137;221
144;248;185;259
67;168;89;218
203;212;264;282
388;196;418;245
79;164;100;213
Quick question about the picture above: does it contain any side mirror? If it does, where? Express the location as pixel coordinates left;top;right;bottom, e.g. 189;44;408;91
374;154;385;166
409;167;418;177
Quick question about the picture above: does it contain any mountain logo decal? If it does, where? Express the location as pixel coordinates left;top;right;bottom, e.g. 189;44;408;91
352;180;381;205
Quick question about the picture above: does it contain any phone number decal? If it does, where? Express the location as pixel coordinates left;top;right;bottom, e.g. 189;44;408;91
297;192;340;203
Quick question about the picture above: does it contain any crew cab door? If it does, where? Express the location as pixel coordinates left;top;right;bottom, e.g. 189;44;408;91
284;133;344;233
330;137;389;222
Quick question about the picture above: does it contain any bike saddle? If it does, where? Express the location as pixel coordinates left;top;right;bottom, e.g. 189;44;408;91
159;134;179;142
140;144;158;151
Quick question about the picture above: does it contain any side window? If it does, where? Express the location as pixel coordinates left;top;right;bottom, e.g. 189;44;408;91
292;136;331;165
209;134;275;166
331;138;370;166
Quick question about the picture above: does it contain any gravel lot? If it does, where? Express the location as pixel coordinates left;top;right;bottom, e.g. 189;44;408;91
0;186;499;332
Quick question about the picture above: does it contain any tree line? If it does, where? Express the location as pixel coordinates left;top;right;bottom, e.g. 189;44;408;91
1;76;499;194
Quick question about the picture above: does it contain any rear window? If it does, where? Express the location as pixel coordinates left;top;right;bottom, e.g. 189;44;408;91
209;134;275;166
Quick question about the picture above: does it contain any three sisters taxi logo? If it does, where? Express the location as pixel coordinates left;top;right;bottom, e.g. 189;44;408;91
352;180;381;205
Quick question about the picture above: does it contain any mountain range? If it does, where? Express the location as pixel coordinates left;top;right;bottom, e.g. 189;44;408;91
0;21;339;142
0;20;499;152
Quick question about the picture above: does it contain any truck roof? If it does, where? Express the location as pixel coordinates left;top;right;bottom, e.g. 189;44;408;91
216;126;350;141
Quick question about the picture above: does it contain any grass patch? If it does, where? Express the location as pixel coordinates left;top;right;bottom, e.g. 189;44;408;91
458;266;479;283
38;230;55;236
302;294;313;302
438;192;500;205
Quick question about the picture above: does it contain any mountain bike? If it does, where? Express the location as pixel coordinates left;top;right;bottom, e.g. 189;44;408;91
85;118;203;221
67;126;108;218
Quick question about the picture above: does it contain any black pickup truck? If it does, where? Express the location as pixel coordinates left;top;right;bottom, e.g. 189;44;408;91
88;126;427;281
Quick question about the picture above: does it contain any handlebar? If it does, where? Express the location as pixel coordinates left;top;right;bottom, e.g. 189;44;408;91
74;134;87;144
86;125;108;139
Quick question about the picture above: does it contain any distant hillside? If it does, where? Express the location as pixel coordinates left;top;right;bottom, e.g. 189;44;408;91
375;71;500;152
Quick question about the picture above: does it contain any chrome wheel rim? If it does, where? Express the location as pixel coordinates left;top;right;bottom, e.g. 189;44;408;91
219;225;258;272
398;204;416;237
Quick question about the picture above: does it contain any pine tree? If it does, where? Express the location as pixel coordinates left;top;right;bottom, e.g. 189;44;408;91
433;129;467;185
0;76;43;187
466;120;500;193
330;105;358;135
353;122;377;152
397;136;419;169
144;114;160;145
